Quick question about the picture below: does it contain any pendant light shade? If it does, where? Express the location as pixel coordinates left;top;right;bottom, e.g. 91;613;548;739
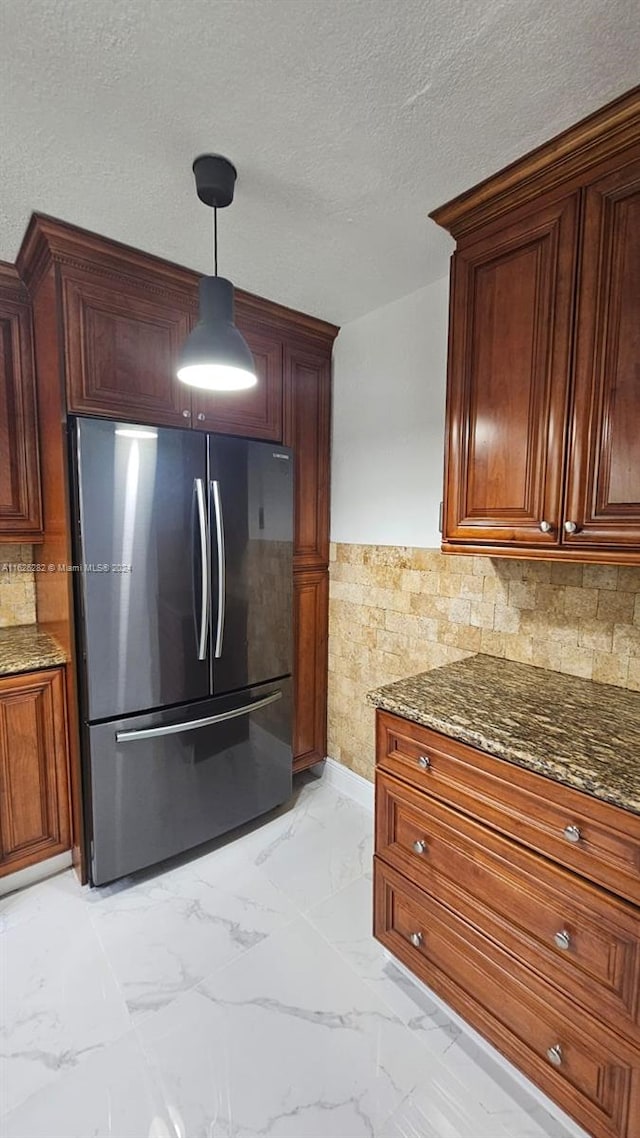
177;154;257;392
177;277;256;391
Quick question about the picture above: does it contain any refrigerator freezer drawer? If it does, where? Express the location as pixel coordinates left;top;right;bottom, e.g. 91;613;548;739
86;680;292;885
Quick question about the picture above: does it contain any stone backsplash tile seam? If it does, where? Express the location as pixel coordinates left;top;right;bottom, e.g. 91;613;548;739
327;543;640;781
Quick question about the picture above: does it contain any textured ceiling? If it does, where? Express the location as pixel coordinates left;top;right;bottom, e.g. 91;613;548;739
1;0;638;323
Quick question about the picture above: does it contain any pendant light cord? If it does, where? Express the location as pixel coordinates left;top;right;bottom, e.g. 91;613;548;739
213;207;218;276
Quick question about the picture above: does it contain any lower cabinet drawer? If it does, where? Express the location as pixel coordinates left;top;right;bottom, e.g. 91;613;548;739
374;859;639;1138
376;771;640;1038
376;711;640;905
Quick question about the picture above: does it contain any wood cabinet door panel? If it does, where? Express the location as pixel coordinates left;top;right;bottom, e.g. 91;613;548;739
444;196;578;545
375;859;636;1138
0;667;70;874
62;272;192;427
284;341;331;569
564;155;640;546
192;323;283;440
0;275;42;539
293;569;328;770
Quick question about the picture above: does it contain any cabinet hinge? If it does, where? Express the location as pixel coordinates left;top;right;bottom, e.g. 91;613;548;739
438;501;444;534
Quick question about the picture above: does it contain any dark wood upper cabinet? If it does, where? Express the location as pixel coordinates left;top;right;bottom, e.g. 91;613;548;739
564;155;640;547
62;269;193;428
192;321;283;440
0;264;43;541
444;196;578;546
284;339;332;569
433;86;640;564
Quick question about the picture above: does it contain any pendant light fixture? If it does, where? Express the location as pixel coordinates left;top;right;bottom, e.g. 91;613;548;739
177;154;257;391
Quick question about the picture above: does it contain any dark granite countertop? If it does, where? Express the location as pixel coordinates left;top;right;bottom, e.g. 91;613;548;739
368;654;640;817
0;624;67;677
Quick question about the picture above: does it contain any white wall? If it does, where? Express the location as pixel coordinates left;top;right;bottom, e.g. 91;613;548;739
331;276;449;548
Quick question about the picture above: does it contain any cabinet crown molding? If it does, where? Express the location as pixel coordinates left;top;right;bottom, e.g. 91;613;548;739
16;213;339;342
0;260;30;305
430;84;640;238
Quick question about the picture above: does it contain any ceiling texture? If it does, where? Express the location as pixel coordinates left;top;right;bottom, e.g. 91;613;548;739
1;0;639;324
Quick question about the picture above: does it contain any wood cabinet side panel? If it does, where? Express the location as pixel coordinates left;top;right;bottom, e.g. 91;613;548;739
284;340;332;570
292;569;328;770
0;275;43;539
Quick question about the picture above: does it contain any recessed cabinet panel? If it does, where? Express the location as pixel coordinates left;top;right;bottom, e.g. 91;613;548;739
192;323;283;440
293;569;328;770
63;272;192;427
564;157;640;547
0;667;70;874
444;196;578;545
285;342;331;568
0;272;42;539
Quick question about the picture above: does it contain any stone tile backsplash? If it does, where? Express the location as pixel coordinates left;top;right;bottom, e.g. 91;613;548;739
0;546;37;627
327;544;640;780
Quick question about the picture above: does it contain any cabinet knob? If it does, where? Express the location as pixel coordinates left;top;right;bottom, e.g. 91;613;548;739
197;413;206;422
409;931;423;948
417;755;430;770
563;824;581;844
539;520;553;533
554;929;571;951
412;839;427;856
182;409;191;418
563;520;578;534
546;1044;563;1068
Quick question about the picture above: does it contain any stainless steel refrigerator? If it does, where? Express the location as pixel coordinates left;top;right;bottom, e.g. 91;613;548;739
71;416;293;885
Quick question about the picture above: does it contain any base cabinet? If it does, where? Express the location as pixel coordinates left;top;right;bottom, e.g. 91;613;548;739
0;667;71;876
374;710;640;1138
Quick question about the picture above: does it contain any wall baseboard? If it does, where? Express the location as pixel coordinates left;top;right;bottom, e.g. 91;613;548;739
312;756;374;813
384;951;589;1138
0;850;73;898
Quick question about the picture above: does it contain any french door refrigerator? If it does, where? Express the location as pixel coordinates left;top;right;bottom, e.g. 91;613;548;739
71;416;293;885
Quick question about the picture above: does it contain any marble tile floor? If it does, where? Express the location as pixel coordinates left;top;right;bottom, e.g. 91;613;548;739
0;772;589;1138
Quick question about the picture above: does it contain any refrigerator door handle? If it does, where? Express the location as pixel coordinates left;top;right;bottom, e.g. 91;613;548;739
211;478;226;659
194;478;209;661
115;689;282;742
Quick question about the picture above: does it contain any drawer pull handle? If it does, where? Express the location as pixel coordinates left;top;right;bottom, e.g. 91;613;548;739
554;930;571;951
409;931;423;948
412;839;427;855
417;755;430;770
546;1044;563;1068
563;824;581;844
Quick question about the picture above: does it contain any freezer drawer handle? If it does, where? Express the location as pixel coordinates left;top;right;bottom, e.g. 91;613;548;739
115;689;283;743
211;479;226;659
194;477;209;661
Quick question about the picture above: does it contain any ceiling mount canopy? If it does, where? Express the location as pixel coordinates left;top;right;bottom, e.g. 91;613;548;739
177;154;257;392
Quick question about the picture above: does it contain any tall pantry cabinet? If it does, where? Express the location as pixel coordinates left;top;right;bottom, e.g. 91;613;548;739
17;216;337;877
